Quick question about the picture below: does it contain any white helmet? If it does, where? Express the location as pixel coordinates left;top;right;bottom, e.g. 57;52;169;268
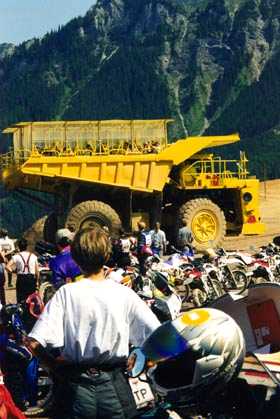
129;308;245;408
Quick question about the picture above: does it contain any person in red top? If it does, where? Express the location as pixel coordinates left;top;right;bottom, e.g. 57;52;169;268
0;370;26;419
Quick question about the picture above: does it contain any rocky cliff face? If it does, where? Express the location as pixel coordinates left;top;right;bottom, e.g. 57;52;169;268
0;0;280;233
0;43;15;59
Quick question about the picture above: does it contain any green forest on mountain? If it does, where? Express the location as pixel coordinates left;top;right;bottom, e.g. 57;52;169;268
1;0;280;235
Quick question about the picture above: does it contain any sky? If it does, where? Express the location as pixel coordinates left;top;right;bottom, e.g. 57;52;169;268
0;0;96;45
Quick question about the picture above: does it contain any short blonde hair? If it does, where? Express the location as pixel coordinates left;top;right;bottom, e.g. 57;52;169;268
71;227;111;275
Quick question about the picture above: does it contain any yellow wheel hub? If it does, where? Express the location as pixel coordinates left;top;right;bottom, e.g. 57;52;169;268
192;210;217;243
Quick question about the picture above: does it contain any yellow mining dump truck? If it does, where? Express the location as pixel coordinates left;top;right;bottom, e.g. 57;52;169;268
0;119;264;250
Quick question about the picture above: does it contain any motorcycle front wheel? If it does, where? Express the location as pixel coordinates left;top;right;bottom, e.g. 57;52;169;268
176;283;190;305
232;270;248;293
209;279;224;301
24;365;53;417
192;288;207;307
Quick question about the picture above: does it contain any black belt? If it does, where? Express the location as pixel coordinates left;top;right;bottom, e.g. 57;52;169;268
55;360;127;377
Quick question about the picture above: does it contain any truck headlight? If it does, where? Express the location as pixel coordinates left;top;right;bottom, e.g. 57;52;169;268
243;192;252;203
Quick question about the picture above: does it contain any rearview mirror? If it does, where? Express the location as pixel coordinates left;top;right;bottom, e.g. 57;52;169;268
128;348;146;378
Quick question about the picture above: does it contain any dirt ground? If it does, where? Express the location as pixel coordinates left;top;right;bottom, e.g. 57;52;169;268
224;179;280;251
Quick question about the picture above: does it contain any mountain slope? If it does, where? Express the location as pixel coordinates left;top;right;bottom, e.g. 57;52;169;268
1;0;280;234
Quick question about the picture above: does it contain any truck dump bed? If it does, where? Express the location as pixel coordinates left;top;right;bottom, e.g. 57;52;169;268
1;120;240;192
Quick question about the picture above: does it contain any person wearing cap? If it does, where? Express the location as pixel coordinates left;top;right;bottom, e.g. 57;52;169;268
27;227;160;419
49;229;81;290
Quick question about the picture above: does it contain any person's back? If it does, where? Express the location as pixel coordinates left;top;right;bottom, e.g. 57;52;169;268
49;229;80;289
31;278;157;363
13;250;38;275
150;222;166;256
114;229;133;269
7;238;39;303
178;220;193;250
28;227;160;419
49;246;81;289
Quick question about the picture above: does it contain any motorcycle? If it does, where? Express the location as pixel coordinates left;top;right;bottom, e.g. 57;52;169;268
231;250;274;284
35;240;56;304
213;248;249;293
0;295;53;417
138;271;182;323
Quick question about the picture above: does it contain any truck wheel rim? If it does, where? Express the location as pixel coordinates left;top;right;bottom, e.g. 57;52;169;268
192;210;217;243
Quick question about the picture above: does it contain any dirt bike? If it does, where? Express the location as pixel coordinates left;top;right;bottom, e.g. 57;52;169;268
136;271;182;323
213;248;249;293
230;250;274;284
0;295;53;417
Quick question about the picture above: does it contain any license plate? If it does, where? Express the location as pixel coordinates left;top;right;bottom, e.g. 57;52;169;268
129;374;155;409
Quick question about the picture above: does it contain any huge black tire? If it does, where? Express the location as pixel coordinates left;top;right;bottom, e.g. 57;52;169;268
66;200;122;236
23;215;49;251
24;213;58;245
178;198;226;251
43;212;58;243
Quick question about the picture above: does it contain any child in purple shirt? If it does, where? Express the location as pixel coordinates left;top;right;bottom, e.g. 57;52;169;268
49;229;81;289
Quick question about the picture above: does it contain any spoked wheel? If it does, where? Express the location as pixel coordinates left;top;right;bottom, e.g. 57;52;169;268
209;279;224;301
178;199;226;251
24;365;53;417
176;284;190;305
192;288;207;307
39;282;56;305
232;270;248;293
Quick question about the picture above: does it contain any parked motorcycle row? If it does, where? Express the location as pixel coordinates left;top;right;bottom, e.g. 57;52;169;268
2;238;280;417
103;238;280;312
141;240;280;308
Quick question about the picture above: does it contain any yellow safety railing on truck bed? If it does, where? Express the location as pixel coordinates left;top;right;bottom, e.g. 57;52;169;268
29;139;163;157
0;150;31;169
0;140;164;170
180;153;249;188
2;119;171;159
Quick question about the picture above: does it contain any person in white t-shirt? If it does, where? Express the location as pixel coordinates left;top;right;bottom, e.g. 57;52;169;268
0;229;15;288
27;227;160;419
6;238;39;303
